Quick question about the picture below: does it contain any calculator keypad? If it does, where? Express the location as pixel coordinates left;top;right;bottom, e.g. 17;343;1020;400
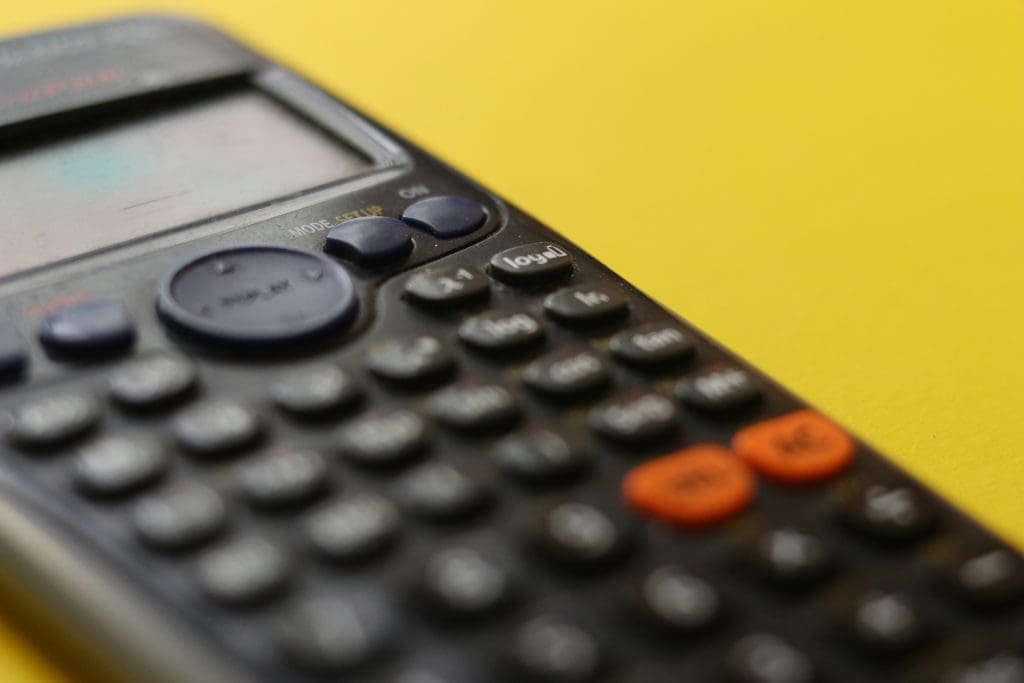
0;223;1020;683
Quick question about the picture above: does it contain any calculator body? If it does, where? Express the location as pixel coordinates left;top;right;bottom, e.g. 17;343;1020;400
0;16;1021;683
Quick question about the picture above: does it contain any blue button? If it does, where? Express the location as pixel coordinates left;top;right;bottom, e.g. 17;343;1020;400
39;299;135;355
324;217;413;267
0;325;27;379
158;245;358;348
401;196;487;238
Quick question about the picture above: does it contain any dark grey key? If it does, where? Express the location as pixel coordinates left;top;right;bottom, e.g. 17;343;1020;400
676;363;762;415
938;546;1024;610
427;379;520;432
945;653;1024;683
512;616;602;683
270;365;361;416
275;592;392;674
529;501;628;570
544;285;629;327
405;265;490;309
417;546;513;618
240;446;329;509
746;527;834;589
588;390;679;444
0;324;27;381
307;494;400;562
5;390;100;448
108;354;197;409
727;634;815;683
172;398;262;456
844;590;927;655
134;484;227;550
523;348;610;399
458;310;544;354
636;566;721;633
337;410;427;467
366;335;455;386
489;243;574;285
493;423;589;486
610;324;695;368
839;480;938;544
396;461;490;522
73;434;168;497
197;536;291;606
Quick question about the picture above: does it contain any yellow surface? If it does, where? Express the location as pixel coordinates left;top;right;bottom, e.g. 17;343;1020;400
1;1;1023;680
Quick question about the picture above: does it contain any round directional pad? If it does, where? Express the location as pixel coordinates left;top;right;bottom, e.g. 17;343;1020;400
158;245;358;347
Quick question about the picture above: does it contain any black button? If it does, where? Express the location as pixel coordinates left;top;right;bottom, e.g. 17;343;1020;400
494;423;590;486
366;335;456;386
523;348;611;399
588;390;679;444
133;484;227;551
38;299;135;357
744;526;835;590
5;390;100;449
458;310;545;354
336;409;427;468
172;399;262;456
73;434;168;497
324;216;413;267
935;545;1024;610
0;325;27;380
634;565;722;634
726;633;815;683
512;616;602;683
528;500;629;571
416;545;514;619
396;461;491;522
676;363;762;415
108;354;197;409
405;265;490;309
610;324;695;368
838;480;938;544
307;493;401;562
402;195;487;238
158;245;358;347
944;652;1024;683
393;659;482;683
269;364;361;416
275;592;392;675
427;378;521;432
489;243;574;285
544;285;629;327
240;446;329;509
197;536;291;606
841;590;928;656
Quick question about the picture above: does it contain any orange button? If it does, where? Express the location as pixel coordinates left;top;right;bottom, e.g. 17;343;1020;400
733;410;855;485
623;444;755;528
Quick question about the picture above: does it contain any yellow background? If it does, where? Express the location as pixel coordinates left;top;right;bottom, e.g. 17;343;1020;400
1;2;1023;680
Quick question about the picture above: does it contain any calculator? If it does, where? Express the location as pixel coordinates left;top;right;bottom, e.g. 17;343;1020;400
0;15;1020;683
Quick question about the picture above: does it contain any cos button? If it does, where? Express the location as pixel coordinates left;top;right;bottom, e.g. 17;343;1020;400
158;246;358;347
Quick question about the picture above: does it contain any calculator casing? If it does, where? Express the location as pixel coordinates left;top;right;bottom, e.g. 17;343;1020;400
0;15;1019;683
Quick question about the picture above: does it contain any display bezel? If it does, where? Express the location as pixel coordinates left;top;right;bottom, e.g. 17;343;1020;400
0;65;410;291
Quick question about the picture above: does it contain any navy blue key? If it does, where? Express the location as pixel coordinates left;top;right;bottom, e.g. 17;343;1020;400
0;325;27;379
158;245;358;347
401;195;487;238
324;217;413;267
39;299;135;355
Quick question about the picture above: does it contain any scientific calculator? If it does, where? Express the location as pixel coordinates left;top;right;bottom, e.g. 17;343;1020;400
0;15;1021;683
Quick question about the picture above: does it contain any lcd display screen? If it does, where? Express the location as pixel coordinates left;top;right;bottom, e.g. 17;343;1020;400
0;88;372;278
